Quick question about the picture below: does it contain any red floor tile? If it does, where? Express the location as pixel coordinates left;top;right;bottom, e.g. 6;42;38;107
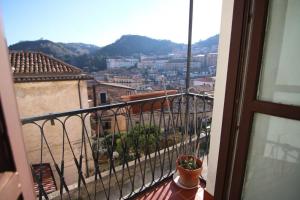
134;178;204;200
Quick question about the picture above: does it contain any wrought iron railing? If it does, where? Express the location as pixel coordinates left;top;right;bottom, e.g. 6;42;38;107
21;93;213;200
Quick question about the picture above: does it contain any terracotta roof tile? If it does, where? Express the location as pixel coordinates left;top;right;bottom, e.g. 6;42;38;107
9;51;93;82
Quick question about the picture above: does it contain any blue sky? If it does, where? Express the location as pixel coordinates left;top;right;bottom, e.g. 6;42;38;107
1;0;222;46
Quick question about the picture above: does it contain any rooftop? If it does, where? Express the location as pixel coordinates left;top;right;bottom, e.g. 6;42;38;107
87;79;137;90
9;51;93;82
98;81;136;90
194;77;216;82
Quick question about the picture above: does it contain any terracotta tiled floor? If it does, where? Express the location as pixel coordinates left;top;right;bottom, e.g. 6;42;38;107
134;157;208;200
134;178;205;200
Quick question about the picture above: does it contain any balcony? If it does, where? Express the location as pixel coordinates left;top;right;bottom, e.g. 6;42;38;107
2;0;300;198
21;93;213;199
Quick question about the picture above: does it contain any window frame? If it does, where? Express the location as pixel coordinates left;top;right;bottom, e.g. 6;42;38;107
215;0;300;199
99;92;107;104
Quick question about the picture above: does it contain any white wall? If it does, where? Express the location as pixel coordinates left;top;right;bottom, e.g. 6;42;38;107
206;0;235;195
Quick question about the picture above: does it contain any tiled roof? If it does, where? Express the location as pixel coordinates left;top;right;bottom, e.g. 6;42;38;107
9;51;93;82
87;80;136;90
98;81;136;90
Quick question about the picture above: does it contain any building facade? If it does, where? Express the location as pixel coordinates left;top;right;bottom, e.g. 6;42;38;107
10;51;93;187
87;80;136;135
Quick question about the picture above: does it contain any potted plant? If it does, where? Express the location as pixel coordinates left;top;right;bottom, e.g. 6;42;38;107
176;155;202;188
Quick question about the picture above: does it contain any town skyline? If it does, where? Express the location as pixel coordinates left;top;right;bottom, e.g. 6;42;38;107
8;33;219;47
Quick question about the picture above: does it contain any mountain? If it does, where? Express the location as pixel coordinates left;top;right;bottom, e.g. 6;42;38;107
9;40;100;57
8;34;219;72
97;35;185;56
9;40;106;71
193;34;219;53
57;42;100;55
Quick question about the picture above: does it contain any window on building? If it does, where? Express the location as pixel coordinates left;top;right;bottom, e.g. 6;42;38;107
31;163;57;195
99;92;107;104
103;121;112;130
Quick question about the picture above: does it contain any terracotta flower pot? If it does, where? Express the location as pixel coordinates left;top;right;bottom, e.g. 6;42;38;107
121;90;177;114
176;155;202;188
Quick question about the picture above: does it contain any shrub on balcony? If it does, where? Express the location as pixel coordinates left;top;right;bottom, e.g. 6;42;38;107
125;125;161;154
113;125;162;164
93;125;164;164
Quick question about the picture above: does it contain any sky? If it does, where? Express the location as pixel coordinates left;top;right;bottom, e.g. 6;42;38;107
1;0;222;47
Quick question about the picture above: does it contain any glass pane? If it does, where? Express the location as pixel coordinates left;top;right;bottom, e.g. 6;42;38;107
257;0;300;106
242;114;300;200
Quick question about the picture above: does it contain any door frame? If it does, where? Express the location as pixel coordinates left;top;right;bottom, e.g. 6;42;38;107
0;23;36;199
214;0;253;198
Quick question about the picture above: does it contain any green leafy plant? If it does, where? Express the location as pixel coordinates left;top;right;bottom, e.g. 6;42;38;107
92;125;162;164
125;125;161;154
179;156;201;170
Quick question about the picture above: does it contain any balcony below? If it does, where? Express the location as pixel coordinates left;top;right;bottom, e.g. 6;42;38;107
20;93;213;199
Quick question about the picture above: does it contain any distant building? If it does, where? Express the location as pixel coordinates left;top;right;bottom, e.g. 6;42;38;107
87;80;136;134
208;65;217;75
137;57;168;69
206;53;218;67
106;75;144;89
193;77;215;88
106;58;139;68
10;51;93;186
87;80;136;105
166;57;205;69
